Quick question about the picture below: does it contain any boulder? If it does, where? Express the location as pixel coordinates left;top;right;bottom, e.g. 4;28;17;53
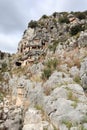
80;57;87;91
78;30;87;47
29;62;44;74
43;84;87;129
27;82;44;107
69;66;80;78
23;108;54;130
43;71;73;94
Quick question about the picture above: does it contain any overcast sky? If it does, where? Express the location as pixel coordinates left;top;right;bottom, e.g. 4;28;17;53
0;0;87;53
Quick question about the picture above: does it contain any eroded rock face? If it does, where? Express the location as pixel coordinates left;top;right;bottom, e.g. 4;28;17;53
9;76;33;106
43;84;87;130
22;80;87;130
69;66;80;79
43;71;73;92
28;62;44;75
80;57;87;91
1;11;87;130
23;108;54;130
9;76;44;108
18;28;35;53
0;51;10;60
0;97;23;130
78;31;87;48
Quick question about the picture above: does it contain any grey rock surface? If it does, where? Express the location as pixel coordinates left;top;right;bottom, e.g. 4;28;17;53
78;30;87;47
43;84;87;129
23;108;54;130
43;71;73;92
80;57;87;90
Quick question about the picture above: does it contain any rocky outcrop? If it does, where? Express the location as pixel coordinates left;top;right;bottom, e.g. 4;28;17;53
80;57;87;91
78;30;87;48
43;84;87;130
23;108;54;130
69;66;80;78
28;62;44;75
0;51;12;93
22;76;87;130
1;11;87;130
16;11;87;67
0;51;10;60
0;97;23;130
43;71;73;94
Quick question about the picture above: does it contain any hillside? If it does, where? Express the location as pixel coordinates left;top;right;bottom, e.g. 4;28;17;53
0;11;87;130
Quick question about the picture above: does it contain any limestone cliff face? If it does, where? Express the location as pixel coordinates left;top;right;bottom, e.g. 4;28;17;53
16;11;87;67
0;11;87;130
17;13;70;65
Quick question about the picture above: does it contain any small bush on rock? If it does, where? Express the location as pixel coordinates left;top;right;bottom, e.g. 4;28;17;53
62;120;72;129
0;92;3;101
53;12;58;17
70;24;84;35
46;58;58;69
2;62;7;72
42;58;58;80
48;40;59;53
74;76;81;84
59;15;69;24
42;68;52;80
42;15;48;19
28;20;38;28
74;12;86;20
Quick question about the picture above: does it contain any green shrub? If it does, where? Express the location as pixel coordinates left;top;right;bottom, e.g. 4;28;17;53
2;62;7;68
2;62;7;72
52;58;58;69
0;92;3;101
84;10;87;15
82;116;87;123
46;58;58;69
84;23;87;30
73;76;81;84
79;125;87;130
59;16;69;24
53;12;58;17
53;126;58;130
48;40;59;53
46;60;52;68
42;68;52;80
62;120;72;129
42;15;48;19
23;30;27;35
48;44;55;52
28;20;38;28
42;58;58;80
74;12;86;20
60;12;68;15
35;105;43;110
70;24;84;35
71;102;77;108
67;91;78;103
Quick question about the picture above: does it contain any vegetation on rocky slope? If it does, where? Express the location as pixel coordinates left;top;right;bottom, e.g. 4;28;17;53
0;11;87;130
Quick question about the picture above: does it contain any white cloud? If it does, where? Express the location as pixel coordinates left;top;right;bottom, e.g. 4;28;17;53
0;33;22;53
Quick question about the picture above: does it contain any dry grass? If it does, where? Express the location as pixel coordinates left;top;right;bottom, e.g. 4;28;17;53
31;74;42;82
43;87;52;96
62;48;81;68
67;90;78;103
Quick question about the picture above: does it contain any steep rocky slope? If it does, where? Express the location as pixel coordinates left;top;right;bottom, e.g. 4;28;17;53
0;11;87;130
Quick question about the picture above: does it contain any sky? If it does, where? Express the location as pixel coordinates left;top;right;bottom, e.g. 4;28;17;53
0;0;87;53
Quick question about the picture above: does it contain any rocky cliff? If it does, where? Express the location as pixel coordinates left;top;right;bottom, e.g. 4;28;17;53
0;11;87;130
